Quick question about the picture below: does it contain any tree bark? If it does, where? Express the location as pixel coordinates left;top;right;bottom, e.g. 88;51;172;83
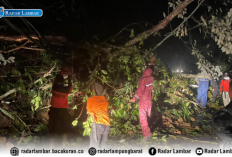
179;74;197;78
125;0;195;47
0;46;45;53
0;87;21;101
0;35;67;43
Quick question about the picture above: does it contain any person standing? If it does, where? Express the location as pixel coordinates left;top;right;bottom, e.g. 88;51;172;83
195;70;210;107
86;83;110;149
220;72;231;107
129;57;156;141
49;68;73;146
213;80;232;149
211;74;218;103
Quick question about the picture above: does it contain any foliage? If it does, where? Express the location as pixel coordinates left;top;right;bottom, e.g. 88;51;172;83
17;136;40;146
209;9;232;55
0;54;15;65
1;0;230;141
83;116;93;136
30;95;43;112
34;124;48;133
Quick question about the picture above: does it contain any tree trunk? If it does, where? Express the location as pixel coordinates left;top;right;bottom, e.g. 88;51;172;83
0;35;66;42
125;0;195;47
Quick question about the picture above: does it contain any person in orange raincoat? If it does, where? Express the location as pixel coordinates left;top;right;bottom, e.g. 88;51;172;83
87;83;110;149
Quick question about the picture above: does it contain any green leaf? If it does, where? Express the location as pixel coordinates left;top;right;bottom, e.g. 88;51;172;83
73;105;77;110
120;103;124;109
68;95;72;101
115;99;120;107
164;100;169;103
135;67;141;73
0;107;14;120
111;110;116;116
153;132;157;136
119;110;124;116
27;67;37;74
129;29;135;38
101;70;108;75
152;137;158;140
132;110;139;115
28;90;36;98
72;119;78;126
202;120;208;123
27;73;32;81
13;69;21;75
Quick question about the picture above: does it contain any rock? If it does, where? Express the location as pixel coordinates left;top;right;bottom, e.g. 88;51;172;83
0;137;6;146
6;142;14;148
0;116;11;128
3;104;9;110
174;130;181;134
190;117;195;121
166;117;173;123
173;121;180;126
183;123;191;128
178;118;183;123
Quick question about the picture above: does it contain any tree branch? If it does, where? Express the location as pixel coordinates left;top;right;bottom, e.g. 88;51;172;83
94;75;118;91
0;46;45;54
152;0;205;51
0;87;21;101
34;63;56;84
125;0;195;47
0;71;53;78
40;84;52;90
0;35;66;42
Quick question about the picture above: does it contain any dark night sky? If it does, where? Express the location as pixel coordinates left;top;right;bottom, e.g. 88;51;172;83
1;0;229;73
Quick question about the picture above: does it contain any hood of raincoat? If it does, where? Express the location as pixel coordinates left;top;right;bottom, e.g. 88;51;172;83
94;83;106;96
143;68;153;77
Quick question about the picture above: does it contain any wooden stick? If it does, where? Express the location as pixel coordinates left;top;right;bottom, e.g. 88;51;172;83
0;46;45;54
0;87;21;101
34;63;56;84
75;102;86;120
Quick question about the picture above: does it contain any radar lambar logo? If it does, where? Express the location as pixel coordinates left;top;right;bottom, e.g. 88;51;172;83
0;6;4;18
0;7;43;18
